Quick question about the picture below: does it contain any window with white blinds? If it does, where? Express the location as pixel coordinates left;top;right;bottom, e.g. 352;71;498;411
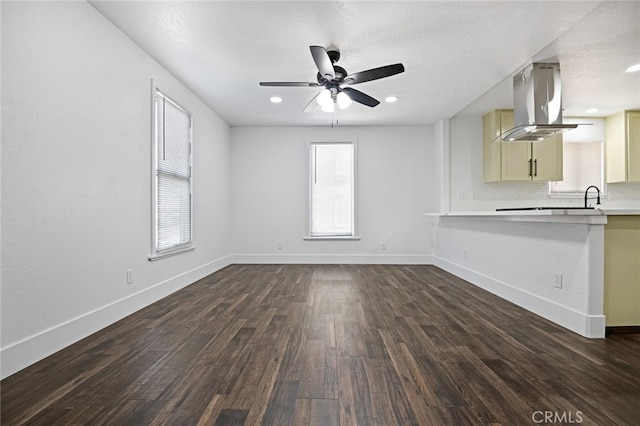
152;90;192;256
308;142;356;238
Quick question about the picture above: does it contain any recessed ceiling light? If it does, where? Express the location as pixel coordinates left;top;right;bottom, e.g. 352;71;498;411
585;108;599;114
385;96;398;103
625;63;640;73
270;96;282;103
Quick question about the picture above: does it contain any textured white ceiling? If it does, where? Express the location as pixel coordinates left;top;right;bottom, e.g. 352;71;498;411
90;1;640;127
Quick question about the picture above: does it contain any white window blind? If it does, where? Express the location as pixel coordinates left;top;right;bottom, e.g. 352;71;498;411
153;90;192;254
309;142;355;237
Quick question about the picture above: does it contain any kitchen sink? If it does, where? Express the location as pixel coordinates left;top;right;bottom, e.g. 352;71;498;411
496;206;595;211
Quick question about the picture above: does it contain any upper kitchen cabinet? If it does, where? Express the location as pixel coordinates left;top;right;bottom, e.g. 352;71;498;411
483;109;563;182
483;109;511;182
605;110;640;183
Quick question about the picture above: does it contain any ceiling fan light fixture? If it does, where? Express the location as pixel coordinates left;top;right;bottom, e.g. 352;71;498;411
337;91;352;110
320;102;335;113
385;96;398;103
625;63;640;73
270;96;282;104
316;89;332;107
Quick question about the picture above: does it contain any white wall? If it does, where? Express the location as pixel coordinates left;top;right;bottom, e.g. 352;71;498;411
230;126;437;263
1;1;232;378
606;182;640;208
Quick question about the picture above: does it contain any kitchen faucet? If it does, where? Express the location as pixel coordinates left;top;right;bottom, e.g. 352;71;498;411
584;185;601;208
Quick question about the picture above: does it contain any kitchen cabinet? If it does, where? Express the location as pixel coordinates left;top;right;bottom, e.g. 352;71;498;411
605;110;640;183
483;109;563;182
604;215;640;327
483;109;511;182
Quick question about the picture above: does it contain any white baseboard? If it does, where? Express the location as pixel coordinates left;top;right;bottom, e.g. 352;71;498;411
432;256;605;338
231;253;434;265
0;256;233;380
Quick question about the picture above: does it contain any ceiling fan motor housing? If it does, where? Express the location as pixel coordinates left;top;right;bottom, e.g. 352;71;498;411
317;65;347;85
327;50;340;64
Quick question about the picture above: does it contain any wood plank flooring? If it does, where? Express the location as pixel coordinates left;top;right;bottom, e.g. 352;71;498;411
2;264;640;425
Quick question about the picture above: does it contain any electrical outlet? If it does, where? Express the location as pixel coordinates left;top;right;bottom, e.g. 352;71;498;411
277;241;283;250
463;250;468;259
381;242;387;250
554;273;563;289
126;269;133;285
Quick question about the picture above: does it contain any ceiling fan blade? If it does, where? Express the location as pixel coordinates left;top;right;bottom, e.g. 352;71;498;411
344;63;405;85
303;92;322;112
310;45;335;80
341;87;380;107
259;82;320;87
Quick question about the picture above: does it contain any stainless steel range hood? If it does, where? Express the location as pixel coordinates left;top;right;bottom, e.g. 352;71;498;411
501;63;578;142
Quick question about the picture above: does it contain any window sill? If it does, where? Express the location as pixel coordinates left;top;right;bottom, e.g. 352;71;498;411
548;192;607;199
304;236;361;241
148;245;195;261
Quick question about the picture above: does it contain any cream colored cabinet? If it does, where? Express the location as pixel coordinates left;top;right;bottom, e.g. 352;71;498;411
605;110;640;183
483;109;511;182
483;109;563;182
604;215;640;327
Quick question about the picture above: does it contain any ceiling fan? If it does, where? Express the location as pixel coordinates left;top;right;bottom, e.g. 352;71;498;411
259;45;405;112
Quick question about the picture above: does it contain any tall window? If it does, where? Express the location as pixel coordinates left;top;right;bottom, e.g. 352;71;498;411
152;89;192;256
308;142;356;238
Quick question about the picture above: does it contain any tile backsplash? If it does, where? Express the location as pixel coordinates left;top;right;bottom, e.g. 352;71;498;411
450;179;640;212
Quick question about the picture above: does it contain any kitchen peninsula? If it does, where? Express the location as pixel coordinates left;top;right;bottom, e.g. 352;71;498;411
428;208;640;338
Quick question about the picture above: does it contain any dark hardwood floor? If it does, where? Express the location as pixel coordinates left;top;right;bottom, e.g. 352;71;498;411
2;264;639;425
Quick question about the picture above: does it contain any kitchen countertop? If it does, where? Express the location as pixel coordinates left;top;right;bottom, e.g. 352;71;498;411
598;209;640;215
424;208;640;224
